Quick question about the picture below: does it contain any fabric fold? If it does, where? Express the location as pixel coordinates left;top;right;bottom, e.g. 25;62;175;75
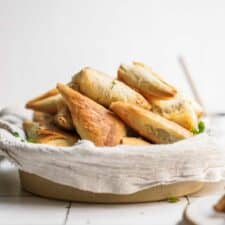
0;107;225;194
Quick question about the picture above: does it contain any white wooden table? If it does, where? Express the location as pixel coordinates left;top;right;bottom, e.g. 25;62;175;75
0;158;224;225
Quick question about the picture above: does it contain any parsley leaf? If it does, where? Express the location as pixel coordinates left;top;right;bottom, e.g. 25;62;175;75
12;132;20;137
192;121;205;135
26;138;36;143
198;121;205;133
168;196;179;203
192;128;198;134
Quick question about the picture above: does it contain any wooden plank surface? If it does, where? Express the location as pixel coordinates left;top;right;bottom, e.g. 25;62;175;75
0;159;30;197
0;197;69;225
0;160;69;225
67;201;187;225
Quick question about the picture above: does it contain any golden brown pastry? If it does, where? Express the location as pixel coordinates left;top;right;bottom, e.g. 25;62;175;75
57;83;127;146
118;62;177;100
71;67;151;110
26;94;63;114
120;137;151;145
26;88;74;130
26;88;59;105
26;88;60;114
54;106;74;131
110;102;193;144
23;121;78;146
33;111;54;126
150;94;199;130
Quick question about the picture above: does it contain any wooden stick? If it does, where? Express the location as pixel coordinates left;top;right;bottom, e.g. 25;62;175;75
178;56;225;117
214;194;225;212
178;55;205;110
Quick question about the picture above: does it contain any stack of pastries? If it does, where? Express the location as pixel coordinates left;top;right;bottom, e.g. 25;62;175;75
24;62;204;147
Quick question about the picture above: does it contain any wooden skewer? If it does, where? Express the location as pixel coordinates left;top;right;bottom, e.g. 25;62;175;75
214;194;225;212
178;55;225;117
178;55;205;108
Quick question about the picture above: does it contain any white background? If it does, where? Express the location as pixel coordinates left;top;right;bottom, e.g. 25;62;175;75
1;0;225;112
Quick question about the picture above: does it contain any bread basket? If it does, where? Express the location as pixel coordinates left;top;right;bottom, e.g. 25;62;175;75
1;108;225;203
19;170;203;203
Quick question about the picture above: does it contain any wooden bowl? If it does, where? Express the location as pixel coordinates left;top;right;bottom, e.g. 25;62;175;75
19;170;204;203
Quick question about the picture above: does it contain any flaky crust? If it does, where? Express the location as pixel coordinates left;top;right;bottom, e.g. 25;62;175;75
26;88;59;113
26;88;59;105
71;67;151;110
150;94;198;130
26;94;64;114
23;120;78;146
54;107;74;131
33;111;54;126
110;102;193;144
118;62;177;100
57;83;127;146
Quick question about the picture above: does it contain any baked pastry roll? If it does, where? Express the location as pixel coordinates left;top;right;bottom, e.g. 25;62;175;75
23;121;78;146
70;67;151;110
54;107;74;131
121;137;151;145
26;94;63;114
57;83;127;146
150;94;199;130
26;88;59;105
110;102;193;144
27;89;74;130
33;111;54;126
26;88;60;114
118;62;177;100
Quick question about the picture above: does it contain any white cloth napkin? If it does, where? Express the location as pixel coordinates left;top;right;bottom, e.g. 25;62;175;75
0;107;225;194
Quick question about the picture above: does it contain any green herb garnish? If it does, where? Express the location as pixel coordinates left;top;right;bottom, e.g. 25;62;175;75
192;128;198;134
12;132;20;137
198;121;205;133
26;138;36;143
167;196;179;203
21;139;25;142
192;121;205;135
